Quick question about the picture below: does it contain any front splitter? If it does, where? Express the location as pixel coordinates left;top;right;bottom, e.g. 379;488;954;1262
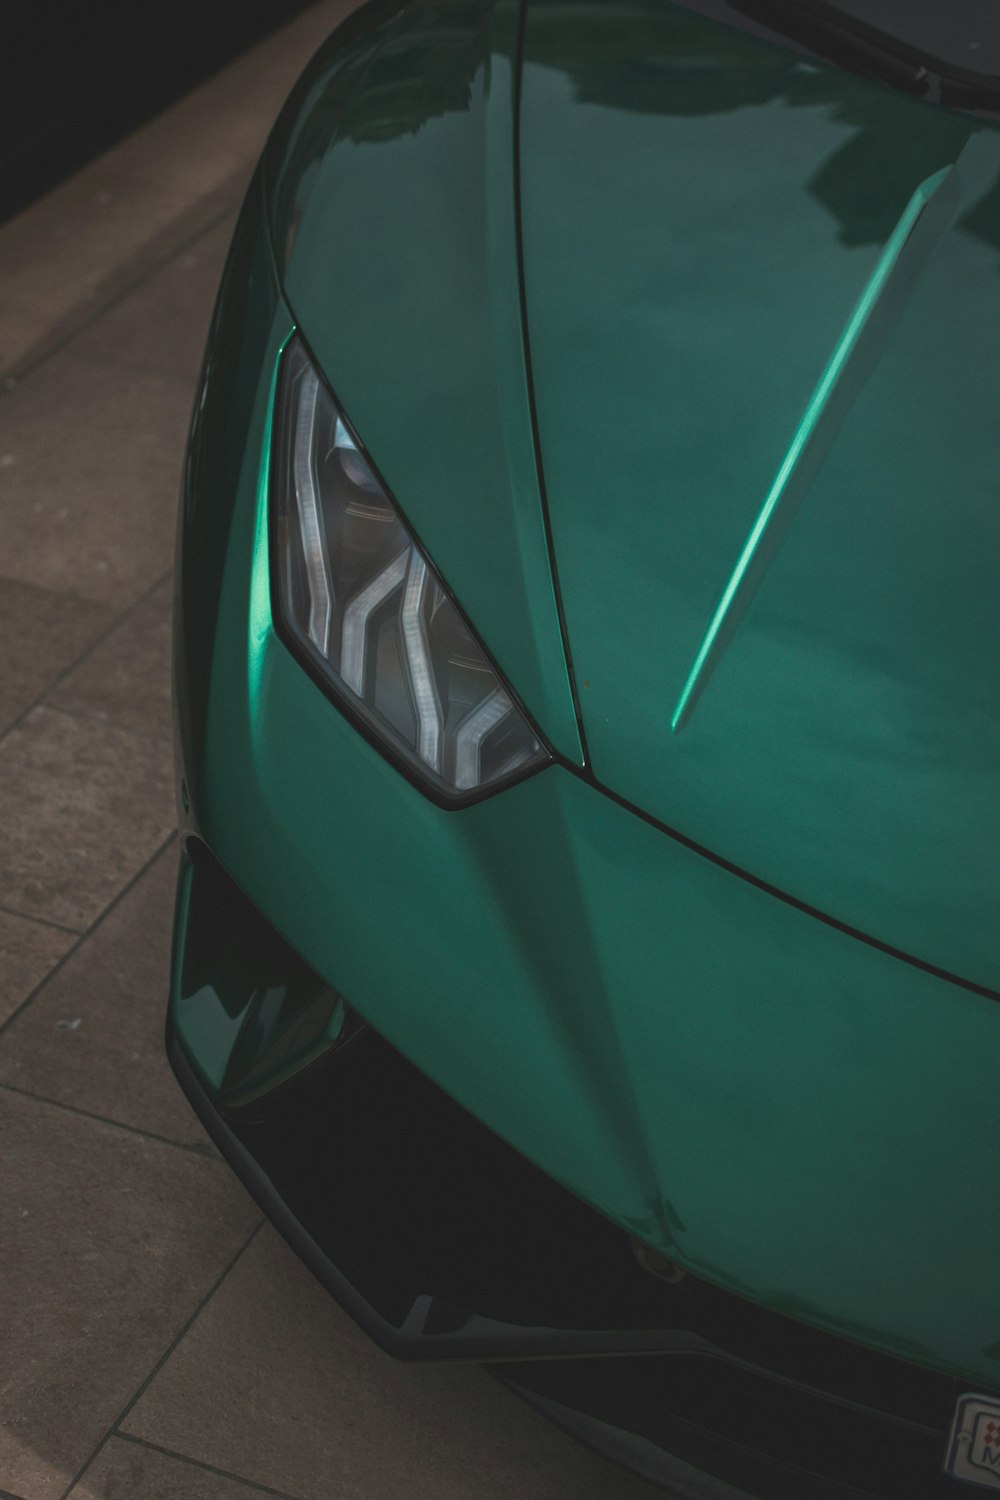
167;1013;976;1500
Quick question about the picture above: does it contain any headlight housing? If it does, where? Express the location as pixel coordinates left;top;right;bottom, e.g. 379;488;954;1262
271;338;551;802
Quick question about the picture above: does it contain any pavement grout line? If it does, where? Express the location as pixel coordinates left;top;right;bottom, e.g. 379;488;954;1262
38;699;172;748
0;897;84;936
0;827;177;1044
1;188;242;392
0;1486;28;1500
0;901;81;935
0;1082;217;1159
0;565;173;751
112;1433;307;1500
57;1220;267;1500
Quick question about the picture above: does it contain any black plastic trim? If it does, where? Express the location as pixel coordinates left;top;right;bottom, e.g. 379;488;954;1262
168;1016;426;1360
494;1379;756;1500
165;949;964;1418
168;1018;716;1362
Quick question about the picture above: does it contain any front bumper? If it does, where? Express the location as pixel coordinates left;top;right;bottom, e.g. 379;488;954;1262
166;857;984;1499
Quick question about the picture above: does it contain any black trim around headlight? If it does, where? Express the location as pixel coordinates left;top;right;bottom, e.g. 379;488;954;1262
269;335;552;807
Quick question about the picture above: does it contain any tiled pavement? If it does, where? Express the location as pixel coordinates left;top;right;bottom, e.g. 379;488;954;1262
0;7;660;1499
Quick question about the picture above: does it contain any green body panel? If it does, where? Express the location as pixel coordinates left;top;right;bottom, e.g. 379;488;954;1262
264;0;583;765
174;161;281;820
172;0;1000;1394
173;257;1000;1384
519;1;1000;991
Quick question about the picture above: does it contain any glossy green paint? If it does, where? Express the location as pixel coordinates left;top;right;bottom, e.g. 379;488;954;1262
173;254;1000;1383
174;161;282;821
669;147;975;734
172;0;1000;1394
519;1;1000;992
263;0;583;765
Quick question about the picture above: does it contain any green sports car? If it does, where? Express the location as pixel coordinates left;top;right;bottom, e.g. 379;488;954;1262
167;1;1000;1494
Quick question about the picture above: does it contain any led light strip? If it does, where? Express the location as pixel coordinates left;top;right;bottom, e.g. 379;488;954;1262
401;554;444;772
454;689;514;789
340;549;410;695
292;367;334;653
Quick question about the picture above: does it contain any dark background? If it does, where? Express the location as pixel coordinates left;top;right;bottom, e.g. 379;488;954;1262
1;0;315;223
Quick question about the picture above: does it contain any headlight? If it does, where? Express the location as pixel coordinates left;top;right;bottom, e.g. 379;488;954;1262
271;338;551;802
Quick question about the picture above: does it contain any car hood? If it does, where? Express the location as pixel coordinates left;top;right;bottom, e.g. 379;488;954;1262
519;0;1000;992
267;0;1000;994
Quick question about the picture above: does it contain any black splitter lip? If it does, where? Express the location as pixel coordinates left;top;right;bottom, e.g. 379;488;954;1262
166;1011;987;1500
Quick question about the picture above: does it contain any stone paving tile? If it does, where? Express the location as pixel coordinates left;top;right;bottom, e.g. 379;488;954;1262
0;350;189;607
124;1227;658;1500
0;1088;260;1500
0;844;204;1148
67;1436;285;1500
0;909;74;1029
0;0;354;381
47;575;174;745
0;175;217;383
70;219;234;388
0;705;174;932
0;577;114;736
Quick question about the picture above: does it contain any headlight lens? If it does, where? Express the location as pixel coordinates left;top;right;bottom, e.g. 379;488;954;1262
271;339;550;801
